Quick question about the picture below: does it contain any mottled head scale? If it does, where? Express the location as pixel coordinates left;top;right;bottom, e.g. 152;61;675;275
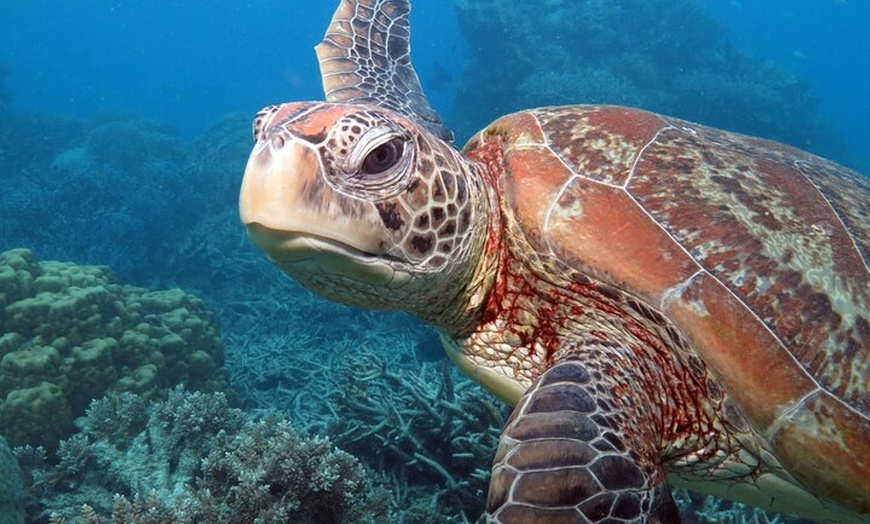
240;1;869;523
239;1;492;328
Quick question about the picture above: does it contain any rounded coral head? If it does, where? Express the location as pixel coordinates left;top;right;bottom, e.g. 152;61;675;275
239;101;487;316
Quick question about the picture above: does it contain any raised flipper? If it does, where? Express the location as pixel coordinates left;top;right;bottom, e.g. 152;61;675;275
487;357;681;523
315;0;454;142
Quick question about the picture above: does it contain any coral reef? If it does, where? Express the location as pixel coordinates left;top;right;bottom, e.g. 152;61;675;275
12;349;817;524
0;436;25;524
673;488;813;524
17;388;392;524
0;248;228;449
82;115;185;178
0;108;270;298
0;111;193;282
328;349;502;520
224;308;504;522
450;0;849;164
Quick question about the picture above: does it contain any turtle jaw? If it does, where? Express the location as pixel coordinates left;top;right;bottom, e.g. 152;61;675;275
239;131;412;291
244;223;412;289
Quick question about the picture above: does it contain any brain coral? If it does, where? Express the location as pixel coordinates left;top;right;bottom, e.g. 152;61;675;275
0;248;228;449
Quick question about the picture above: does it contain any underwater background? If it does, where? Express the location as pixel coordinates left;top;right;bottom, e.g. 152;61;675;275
0;0;866;522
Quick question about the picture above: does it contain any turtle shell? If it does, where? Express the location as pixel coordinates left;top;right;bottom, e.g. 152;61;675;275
473;105;869;511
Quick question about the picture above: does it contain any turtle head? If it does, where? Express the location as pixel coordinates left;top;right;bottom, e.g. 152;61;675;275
239;101;493;329
241;0;498;331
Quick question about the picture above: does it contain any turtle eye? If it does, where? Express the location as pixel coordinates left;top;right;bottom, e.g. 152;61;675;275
361;138;404;175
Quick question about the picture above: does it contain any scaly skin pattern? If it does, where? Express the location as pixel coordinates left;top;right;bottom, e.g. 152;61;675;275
241;102;496;333
239;0;869;520
241;100;869;523
488;357;683;523
452;106;869;523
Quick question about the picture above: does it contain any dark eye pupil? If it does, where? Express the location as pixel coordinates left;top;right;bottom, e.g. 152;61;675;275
361;139;403;175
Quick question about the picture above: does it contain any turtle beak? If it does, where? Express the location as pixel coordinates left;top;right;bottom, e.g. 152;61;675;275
239;136;321;260
239;131;402;284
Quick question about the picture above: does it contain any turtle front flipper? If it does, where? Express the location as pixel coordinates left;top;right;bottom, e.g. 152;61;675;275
315;0;453;142
487;357;681;524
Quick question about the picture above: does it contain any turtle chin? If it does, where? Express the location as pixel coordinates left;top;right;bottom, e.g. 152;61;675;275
246;224;413;292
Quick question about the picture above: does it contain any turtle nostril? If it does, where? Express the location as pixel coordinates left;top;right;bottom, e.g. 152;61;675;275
270;134;286;150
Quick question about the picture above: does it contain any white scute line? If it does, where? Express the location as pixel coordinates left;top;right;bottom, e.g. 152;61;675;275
622;118;674;189
794;159;869;274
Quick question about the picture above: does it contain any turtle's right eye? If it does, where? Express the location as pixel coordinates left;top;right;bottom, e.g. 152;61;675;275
333;120;414;198
361;138;404;175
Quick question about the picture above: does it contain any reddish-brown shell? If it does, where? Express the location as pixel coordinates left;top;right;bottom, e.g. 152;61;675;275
478;105;869;511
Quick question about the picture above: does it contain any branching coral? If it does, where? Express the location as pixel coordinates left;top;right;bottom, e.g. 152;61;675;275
190;416;392;523
672;488;812;524
224;310;503;522
0;248;228;449
0;436;25;524
328;349;502;517
331;351;503;496
13;388;240;520
315;343;812;524
17;388;392;524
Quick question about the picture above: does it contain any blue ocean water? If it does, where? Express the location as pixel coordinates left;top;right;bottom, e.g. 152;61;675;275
0;0;867;168
0;0;866;522
0;0;462;140
701;0;870;170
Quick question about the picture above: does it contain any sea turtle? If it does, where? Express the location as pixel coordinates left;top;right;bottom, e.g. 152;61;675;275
238;0;869;522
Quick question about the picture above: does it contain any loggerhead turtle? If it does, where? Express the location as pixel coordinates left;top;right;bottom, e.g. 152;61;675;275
238;1;870;522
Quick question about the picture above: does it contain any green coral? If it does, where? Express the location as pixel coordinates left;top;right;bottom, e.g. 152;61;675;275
0;249;228;449
1;382;73;449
